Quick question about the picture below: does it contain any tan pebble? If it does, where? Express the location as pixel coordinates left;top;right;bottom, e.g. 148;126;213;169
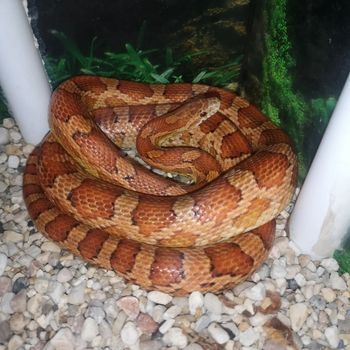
238;321;250;332
321;288;337;303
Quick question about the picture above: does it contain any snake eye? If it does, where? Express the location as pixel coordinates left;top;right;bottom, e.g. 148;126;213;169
200;111;207;117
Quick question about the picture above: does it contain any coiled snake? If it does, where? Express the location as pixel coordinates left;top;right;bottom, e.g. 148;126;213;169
23;75;297;295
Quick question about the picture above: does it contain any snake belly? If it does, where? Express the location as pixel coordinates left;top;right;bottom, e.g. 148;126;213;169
23;75;297;295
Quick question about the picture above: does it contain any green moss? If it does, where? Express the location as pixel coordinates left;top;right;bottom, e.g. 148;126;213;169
262;0;308;177
261;0;336;180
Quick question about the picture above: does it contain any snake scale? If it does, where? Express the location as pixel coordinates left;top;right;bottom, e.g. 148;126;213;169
23;75;297;295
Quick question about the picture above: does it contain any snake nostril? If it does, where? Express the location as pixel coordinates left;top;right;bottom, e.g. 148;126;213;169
200;111;207;118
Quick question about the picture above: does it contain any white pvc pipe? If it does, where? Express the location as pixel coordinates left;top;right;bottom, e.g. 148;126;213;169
0;0;51;144
289;73;350;258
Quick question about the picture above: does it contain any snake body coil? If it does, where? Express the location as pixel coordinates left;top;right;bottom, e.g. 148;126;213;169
23;76;297;295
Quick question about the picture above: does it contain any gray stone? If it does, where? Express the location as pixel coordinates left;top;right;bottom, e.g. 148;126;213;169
0;181;8;193
0;276;12;296
10;290;26;313
338;318;350;333
9;313;28;333
0;292;14;314
0;254;8;276
0;321;11;343
309;295;326;310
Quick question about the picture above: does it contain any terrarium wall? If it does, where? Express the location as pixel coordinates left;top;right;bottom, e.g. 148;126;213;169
3;0;350;179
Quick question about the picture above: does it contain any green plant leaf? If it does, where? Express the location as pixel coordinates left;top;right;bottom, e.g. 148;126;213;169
334;249;350;273
150;73;169;83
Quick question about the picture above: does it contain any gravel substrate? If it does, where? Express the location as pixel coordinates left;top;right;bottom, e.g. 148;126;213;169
0;118;349;350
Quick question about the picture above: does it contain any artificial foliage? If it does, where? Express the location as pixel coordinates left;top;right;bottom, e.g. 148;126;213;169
45;31;241;89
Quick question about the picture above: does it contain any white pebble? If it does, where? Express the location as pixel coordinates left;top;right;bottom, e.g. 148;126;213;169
0;181;8;193
34;278;49;294
249;312;270;326
189;291;204;315
204;293;222;314
329;272;347;290
148;291;172;305
3;231;22;243
270;260;287;279
8;334;23;349
295;273;307;287
121;321;140;346
81;317;98;342
7;155;19;169
152;304;166;323
163;327;188;349
67;282;86;305
289;303;308;331
57;268;73;283
41;241;61;253
245;282;266;301
0;127;9;145
0;253;8;276
0;153;7;164
48;281;65;304
286;264;301;279
49;328;75;350
321;258;339;271
159;319;175;334
3;118;15;128
163;305;182;319
207;323;229;344
9;130;21;143
184;344;203;350
325;326;339;348
239;327;259;346
27;294;43;316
